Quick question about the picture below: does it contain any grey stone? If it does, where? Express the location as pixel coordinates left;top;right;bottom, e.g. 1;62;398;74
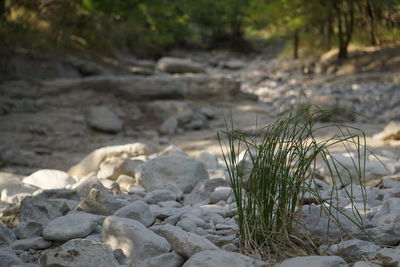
43;212;100;241
116;175;137;192
157;57;205;74
149;205;180;220
0;172;36;199
10;236;52;250
13;221;42;239
0;223;15;246
0;247;24;267
195;151;219;170
370;198;400;226
86;106;123;133
147;100;192;120
141;252;184;267
102;216;171;265
327;239;380;262
144;190;177;204
72;175;109;198
183;178;229;205
39;238;119;267
150;224;218;258
209;186;232;204
76;188;127;215
34;189;80;201
183;249;266;267
23;169;75;190
160;117;178;135
20;195;70;225
277;256;348;267
136;155;208;195
376;247;400;266
113;200;155;227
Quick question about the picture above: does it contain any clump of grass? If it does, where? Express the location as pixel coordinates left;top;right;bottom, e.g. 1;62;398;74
218;105;367;261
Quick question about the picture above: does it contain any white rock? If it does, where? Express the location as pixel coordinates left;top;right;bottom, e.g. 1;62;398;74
43;212;100;241
136;155;208;195
157;57;205;74
40;238;119;267
86;106;123;133
277;256;348;267
150;224;218;258
23;169;75;190
113;200;155;227
116;175;137;192
372;121;400;140
183;249;266;267
68;143;149;178
102;216;171;265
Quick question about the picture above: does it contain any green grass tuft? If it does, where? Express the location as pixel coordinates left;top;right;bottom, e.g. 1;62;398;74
218;105;368;261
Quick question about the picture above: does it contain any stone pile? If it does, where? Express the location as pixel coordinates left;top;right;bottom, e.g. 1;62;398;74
1;141;400;266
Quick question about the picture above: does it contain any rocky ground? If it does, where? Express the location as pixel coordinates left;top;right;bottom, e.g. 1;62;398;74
0;46;400;266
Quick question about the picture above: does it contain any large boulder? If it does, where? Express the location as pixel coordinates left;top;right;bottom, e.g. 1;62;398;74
23;169;75;190
183;250;266;267
135;155;208;195
86;106;123;133
102;216;171;266
39;239;119;267
150;224;218;258
68;143;149;178
157;57;205;74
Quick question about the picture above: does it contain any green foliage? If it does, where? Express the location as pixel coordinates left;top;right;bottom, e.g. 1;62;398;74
218;106;367;259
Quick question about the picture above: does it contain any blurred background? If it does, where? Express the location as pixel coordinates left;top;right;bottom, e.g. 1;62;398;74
0;0;399;174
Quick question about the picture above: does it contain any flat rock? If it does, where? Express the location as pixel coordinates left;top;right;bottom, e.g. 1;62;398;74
23;169;75;190
68;143;149;178
150;224;218;258
86;106;123;133
113;200;155;227
102;216;171;265
39;238;119;267
276;256;348;267
183;249;266;267
157;57;205;74
136;155;208;196
43;212;100;241
10;236;52;250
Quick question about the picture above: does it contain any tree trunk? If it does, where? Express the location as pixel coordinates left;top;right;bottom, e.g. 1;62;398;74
293;30;299;59
335;1;354;60
366;0;378;46
0;0;5;19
